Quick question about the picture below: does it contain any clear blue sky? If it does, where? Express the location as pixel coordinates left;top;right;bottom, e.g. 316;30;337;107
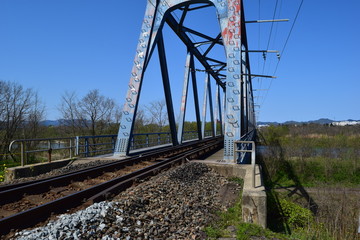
0;0;359;123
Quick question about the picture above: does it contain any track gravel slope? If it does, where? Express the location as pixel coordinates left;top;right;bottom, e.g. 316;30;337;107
12;162;241;240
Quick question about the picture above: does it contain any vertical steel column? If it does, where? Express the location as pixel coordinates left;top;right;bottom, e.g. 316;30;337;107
222;88;226;135
214;84;219;135
207;76;215;137
114;2;162;156
177;51;191;144
220;0;244;161
241;0;255;131
240;75;245;136
215;84;223;136
201;73;209;139
242;48;248;134
190;54;202;140
157;32;178;146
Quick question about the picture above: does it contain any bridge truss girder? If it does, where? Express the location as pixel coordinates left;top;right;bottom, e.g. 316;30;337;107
114;0;256;162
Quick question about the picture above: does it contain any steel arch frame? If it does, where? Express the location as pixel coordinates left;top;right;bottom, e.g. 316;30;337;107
114;0;255;163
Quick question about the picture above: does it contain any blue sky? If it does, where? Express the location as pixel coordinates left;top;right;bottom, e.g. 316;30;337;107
0;0;359;123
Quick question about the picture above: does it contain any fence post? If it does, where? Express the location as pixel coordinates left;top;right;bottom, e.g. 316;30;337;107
47;140;52;163
158;134;161;145
251;141;256;188
131;137;134;150
20;141;25;166
75;136;79;156
111;136;116;152
69;138;73;159
85;137;89;157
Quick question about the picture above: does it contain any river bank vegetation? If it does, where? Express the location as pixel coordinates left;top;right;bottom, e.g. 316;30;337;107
259;124;360;240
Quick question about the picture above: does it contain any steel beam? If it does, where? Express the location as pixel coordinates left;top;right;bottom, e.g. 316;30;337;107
190;53;202;140
177;51;191;144
157;32;178;146
208;75;215;137
115;0;256;162
201;73;209;139
214;83;223;136
114;2;161;156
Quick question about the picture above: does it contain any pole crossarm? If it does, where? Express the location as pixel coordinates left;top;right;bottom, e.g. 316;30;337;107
245;19;289;23
243;73;277;79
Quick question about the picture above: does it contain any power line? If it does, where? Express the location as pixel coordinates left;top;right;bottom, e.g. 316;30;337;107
257;0;279;108
260;0;304;108
273;0;304;75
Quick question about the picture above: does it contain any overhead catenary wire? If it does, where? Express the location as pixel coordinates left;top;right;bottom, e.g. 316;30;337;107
256;0;279;114
260;0;304;108
273;0;304;76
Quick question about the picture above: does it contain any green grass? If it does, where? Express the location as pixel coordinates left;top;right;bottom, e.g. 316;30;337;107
205;178;244;238
258;124;360;239
270;156;360;188
205;177;291;240
236;223;290;240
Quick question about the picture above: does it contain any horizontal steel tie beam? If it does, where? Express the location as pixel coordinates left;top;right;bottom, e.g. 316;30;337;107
182;26;215;41
179;3;212;11
166;14;225;88
194;39;223;47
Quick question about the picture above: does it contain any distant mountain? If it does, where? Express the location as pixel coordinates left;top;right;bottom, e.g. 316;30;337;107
257;121;280;126
40;120;61;126
257;118;360;126
308;118;334;124
40;119;92;127
39;118;359;127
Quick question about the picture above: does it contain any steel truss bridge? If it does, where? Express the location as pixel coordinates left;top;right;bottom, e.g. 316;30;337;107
115;0;257;162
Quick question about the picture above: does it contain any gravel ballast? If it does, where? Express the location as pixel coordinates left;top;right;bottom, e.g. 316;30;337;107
13;162;241;239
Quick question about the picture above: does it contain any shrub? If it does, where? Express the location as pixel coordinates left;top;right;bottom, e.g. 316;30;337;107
280;198;314;229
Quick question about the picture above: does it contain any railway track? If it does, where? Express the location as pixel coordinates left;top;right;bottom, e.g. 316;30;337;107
0;137;223;236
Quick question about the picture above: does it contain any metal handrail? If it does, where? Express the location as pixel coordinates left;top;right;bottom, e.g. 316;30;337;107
234;140;256;188
9;137;75;166
7;130;209;167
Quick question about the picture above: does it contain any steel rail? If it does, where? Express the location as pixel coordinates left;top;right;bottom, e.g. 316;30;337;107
0;137;223;236
0;137;220;203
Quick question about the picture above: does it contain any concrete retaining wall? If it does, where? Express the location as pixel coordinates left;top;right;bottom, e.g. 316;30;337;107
196;161;267;228
4;159;74;182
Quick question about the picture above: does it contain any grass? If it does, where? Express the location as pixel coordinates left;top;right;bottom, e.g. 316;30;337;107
259;124;360;239
205;178;244;238
205;177;290;240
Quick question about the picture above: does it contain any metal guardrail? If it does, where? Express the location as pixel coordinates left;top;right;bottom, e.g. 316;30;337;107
234;130;257;187
75;135;117;158
9;137;75;167
8;131;213;166
234;140;256;188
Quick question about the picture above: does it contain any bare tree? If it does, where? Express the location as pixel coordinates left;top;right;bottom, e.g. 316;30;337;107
78;89;115;136
58;91;79;135
0;80;42;159
22;92;46;139
114;105;122;125
59;89;117;136
133;107;150;133
145;100;168;131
